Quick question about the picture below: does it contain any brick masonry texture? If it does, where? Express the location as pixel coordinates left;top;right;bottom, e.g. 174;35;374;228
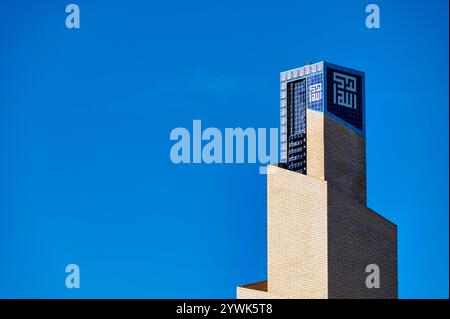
236;281;284;299
307;109;366;204
267;167;328;298
324;114;397;299
328;186;398;298
324;113;367;205
306;110;325;180
237;112;397;299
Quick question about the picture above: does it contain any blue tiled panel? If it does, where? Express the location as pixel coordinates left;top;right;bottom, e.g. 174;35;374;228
306;72;324;112
281;61;365;165
287;80;306;135
280;62;325;163
323;62;365;136
325;67;363;130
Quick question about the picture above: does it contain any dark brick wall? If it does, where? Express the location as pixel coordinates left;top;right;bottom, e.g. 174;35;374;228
324;115;367;205
324;115;397;299
327;187;398;299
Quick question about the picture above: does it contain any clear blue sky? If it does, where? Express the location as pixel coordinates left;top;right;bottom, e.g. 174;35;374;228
0;0;448;298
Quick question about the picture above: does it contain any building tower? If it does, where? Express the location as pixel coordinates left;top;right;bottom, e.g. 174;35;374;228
237;61;398;299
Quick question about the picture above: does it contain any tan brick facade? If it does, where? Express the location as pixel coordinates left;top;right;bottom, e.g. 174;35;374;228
306;110;325;181
267;167;328;298
236;112;397;299
307;109;366;203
